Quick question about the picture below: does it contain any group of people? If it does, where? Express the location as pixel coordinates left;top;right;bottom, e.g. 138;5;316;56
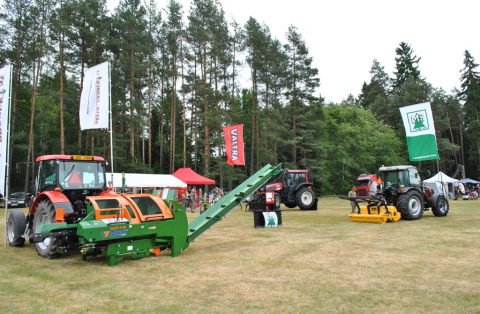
181;186;226;213
181;187;198;212
210;187;224;204
454;183;480;200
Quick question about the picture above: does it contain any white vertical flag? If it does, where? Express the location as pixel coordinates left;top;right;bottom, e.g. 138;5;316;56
0;64;11;196
399;102;439;161
80;61;109;130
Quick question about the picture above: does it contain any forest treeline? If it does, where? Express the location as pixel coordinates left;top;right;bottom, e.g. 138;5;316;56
1;0;479;195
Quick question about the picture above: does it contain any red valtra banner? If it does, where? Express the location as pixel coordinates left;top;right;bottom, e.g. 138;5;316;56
223;124;245;166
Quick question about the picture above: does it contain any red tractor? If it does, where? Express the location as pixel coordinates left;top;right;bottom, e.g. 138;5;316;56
7;155;116;257
247;169;317;211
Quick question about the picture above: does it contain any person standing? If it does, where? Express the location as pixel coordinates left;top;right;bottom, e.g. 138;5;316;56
348;186;357;213
190;187;198;213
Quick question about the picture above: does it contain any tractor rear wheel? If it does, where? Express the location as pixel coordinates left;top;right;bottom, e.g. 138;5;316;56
33;200;60;258
7;209;26;247
432;195;449;217
397;190;424;220
295;187;316;210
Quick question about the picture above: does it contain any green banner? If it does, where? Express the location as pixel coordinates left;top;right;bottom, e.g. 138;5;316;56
399;102;439;162
406;134;439;161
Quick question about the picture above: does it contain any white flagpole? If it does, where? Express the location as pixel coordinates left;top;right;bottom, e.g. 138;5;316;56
108;62;114;187
4;65;12;248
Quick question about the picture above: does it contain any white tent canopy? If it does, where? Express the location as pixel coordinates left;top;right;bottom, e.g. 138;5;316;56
423;171;458;183
112;173;186;190
423;171;458;198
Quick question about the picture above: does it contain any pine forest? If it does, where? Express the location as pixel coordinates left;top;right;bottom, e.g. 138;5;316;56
1;0;479;196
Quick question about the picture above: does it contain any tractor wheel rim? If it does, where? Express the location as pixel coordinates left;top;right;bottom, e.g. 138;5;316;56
7;220;15;242
37;212;51;250
408;197;421;215
302;192;313;205
438;200;446;213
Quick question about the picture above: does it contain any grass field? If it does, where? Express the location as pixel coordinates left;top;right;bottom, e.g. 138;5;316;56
0;197;479;313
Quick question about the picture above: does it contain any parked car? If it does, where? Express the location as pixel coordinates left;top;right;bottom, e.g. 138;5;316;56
7;192;32;208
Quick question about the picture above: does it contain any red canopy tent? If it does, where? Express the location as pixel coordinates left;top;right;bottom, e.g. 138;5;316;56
172;168;215;185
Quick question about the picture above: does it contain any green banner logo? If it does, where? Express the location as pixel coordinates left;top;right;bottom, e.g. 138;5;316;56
262;212;278;228
407;109;429;132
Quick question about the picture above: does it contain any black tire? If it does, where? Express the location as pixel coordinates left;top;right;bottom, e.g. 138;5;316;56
432;195;449;217
397;190;424;220
284;202;297;209
33;200;60;258
295;187;316;210
272;193;281;210
7;209;26;247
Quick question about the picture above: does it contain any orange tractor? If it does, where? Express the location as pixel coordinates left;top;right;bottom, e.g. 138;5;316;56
7;155;117;257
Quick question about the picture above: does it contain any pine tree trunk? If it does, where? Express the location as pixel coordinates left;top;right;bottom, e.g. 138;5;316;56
160;57;165;171
250;66;256;176
460;121;465;172
129;48;135;161
59;32;65;154
78;60;84;154
182;41;186;168
170;60;177;173
203;41;210;176
293;51;297;165
59;3;65;154
194;52;198;172
148;55;152;167
25;38;44;192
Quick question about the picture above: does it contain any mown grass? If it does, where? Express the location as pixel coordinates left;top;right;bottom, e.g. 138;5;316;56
0;198;479;313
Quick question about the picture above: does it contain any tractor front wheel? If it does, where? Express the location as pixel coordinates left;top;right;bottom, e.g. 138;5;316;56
33;200;60;258
7;209;26;247
295;187;316;210
432;195;449;217
272;193;281;210
397;190;424;220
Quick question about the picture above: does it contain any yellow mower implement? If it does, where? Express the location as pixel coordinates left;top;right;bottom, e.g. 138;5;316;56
341;196;401;224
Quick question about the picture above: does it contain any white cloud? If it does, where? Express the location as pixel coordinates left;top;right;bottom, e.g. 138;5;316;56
107;0;480;103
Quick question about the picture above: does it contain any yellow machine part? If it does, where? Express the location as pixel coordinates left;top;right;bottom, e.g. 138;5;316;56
348;205;401;224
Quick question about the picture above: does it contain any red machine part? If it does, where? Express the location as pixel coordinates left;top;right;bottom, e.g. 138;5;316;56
265;182;283;192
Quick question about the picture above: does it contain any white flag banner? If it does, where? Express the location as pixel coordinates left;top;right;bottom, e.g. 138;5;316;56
80;61;109;130
0;64;11;196
399;102;439;161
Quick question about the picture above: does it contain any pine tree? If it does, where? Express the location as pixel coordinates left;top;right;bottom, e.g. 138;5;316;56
70;0;109;155
144;0;161;168
359;59;390;109
1;0;34;191
244;17;270;174
164;0;183;173
392;42;421;92
284;25;320;166
25;0;55;191
459;50;480;174
112;0;149;163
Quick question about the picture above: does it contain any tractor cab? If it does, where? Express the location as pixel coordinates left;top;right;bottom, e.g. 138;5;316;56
380;166;422;191
30;155;110;230
36;155;107;194
283;170;312;194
